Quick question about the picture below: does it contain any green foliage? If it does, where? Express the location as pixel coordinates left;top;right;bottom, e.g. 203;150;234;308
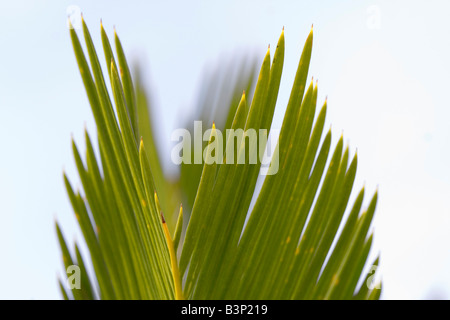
57;18;382;300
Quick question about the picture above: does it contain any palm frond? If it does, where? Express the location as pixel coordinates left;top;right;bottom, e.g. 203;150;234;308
57;19;381;300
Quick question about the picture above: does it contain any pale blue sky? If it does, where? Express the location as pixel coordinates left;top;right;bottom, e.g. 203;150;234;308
0;0;449;299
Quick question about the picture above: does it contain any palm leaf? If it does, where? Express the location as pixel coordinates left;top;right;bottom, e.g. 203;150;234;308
57;19;381;300
179;54;258;212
